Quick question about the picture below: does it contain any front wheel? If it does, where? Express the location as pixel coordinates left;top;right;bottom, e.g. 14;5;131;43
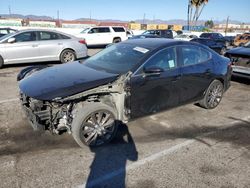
60;49;76;63
72;103;118;148
199;80;224;109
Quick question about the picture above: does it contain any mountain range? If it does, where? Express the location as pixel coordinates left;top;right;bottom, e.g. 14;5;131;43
0;14;249;25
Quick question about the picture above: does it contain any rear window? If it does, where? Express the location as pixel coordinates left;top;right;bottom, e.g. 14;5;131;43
112;27;125;32
200;33;211;38
39;31;59;40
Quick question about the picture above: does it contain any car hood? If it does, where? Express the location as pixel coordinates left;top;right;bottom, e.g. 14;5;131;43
226;47;250;57
19;61;119;101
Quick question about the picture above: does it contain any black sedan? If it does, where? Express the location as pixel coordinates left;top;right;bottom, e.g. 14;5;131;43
18;39;232;147
191;38;226;55
224;41;250;79
0;27;17;37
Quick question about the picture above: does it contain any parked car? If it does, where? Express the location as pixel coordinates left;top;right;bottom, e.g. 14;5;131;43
141;29;177;39
233;33;250;47
18;39;232;148
126;30;134;38
224;36;235;46
0;27;17;37
224;41;250;79
0;29;87;68
191;38;226;55
174;34;198;41
128;34;161;39
77;26;127;46
200;32;230;47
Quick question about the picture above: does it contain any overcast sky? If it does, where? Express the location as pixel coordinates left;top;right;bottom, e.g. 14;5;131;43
0;0;249;22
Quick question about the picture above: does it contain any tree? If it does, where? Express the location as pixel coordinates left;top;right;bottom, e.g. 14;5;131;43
204;20;214;28
188;0;209;29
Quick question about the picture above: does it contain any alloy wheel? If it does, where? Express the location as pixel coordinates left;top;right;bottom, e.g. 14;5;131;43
80;110;116;146
207;83;223;108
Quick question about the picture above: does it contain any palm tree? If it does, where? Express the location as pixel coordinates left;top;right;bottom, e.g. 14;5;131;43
188;0;209;29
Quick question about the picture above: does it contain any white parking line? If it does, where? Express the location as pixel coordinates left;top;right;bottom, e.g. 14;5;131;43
78;116;250;187
0;98;19;104
78;139;194;188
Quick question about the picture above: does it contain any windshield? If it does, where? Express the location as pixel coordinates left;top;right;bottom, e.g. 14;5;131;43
80;28;90;33
0;33;14;42
244;41;250;48
84;43;151;74
142;30;156;35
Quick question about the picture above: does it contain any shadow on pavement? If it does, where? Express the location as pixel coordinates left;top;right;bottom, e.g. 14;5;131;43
133;117;250;153
86;123;138;188
0;121;78;156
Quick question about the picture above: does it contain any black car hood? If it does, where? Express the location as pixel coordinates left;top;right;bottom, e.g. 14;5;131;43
19;61;119;101
226;47;250;57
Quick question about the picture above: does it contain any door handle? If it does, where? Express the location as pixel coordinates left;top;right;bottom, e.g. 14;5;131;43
32;44;38;47
58;43;63;45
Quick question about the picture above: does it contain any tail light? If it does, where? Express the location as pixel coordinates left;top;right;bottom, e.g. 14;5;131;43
79;39;86;45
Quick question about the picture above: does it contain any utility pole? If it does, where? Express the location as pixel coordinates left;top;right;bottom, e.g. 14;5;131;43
89;11;92;22
8;5;12;16
57;10;59;21
187;0;191;30
225;16;229;36
143;13;146;24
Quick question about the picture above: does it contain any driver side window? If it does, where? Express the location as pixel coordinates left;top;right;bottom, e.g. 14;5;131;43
144;47;177;71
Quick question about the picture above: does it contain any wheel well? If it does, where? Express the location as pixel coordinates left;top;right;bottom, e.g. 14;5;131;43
0;55;4;67
113;37;121;41
60;48;76;57
214;78;224;88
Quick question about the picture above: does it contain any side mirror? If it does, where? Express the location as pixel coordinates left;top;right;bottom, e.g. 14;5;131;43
7;37;16;43
88;30;93;34
143;66;164;77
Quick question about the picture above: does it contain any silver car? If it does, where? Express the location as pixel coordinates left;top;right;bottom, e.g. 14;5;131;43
0;29;88;68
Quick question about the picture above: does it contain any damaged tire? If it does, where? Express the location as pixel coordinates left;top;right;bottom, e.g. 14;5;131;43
199;80;224;109
72;102;118;148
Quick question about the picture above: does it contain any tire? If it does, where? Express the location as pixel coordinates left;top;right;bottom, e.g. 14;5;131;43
113;38;121;43
199;80;224;109
72;102;118;148
0;56;4;69
60;49;76;63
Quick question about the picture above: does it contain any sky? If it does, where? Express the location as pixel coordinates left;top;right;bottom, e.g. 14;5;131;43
0;0;250;22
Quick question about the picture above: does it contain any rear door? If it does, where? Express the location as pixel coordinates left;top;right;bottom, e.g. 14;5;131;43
87;27;112;45
37;31;64;61
178;45;214;103
3;31;39;64
130;46;181;118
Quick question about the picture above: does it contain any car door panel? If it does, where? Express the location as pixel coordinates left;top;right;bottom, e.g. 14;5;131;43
3;31;39;64
129;46;181;119
179;45;214;103
130;69;181;118
37;31;64;61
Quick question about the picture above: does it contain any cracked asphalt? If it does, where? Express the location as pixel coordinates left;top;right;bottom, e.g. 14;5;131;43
0;48;250;188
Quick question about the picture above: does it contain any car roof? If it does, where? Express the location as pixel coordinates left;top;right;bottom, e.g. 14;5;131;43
122;38;191;49
13;29;76;38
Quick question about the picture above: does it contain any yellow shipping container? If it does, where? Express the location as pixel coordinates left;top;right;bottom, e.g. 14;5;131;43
147;24;157;30
157;24;168;30
128;23;141;30
173;25;183;31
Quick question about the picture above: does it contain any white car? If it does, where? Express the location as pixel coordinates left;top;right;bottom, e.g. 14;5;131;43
77;26;127;46
0;29;88;68
174;34;198;41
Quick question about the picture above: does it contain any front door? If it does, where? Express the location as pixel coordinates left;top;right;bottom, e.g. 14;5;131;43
4;31;39;64
130;46;181;119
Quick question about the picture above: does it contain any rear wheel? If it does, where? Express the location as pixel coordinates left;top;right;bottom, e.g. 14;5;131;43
0;56;4;69
113;38;121;43
60;49;76;63
72;103;118;148
199;80;224;109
